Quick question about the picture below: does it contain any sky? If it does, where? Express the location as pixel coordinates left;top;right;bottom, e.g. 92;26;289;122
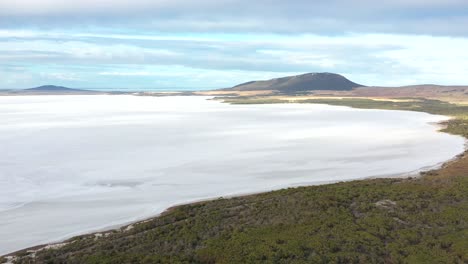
1;0;468;90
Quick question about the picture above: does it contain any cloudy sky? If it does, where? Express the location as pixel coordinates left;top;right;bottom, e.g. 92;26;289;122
1;0;468;90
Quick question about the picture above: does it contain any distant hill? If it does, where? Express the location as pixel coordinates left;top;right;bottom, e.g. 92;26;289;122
226;73;364;92
6;85;108;95
25;85;88;92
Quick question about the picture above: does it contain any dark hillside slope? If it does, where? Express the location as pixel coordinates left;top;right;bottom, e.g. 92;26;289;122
228;73;363;92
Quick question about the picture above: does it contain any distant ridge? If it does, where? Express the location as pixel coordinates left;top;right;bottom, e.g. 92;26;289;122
25;85;88;92
14;85;107;95
226;73;364;93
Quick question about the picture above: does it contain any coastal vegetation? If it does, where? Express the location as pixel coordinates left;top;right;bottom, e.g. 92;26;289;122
8;97;468;264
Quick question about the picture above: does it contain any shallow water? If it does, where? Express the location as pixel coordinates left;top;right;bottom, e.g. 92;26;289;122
0;95;465;254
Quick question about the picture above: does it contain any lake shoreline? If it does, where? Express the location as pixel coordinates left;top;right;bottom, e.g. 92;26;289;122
3;99;466;260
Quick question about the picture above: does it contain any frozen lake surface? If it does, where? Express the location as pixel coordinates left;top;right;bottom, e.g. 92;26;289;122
0;95;465;254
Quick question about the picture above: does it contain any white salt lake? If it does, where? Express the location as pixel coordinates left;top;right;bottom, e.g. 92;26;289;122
0;95;465;255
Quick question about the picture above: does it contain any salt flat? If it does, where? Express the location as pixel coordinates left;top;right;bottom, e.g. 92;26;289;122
0;95;465;255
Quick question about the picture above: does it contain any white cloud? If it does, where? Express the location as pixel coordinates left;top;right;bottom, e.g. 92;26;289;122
1;0;468;36
1;29;468;88
40;72;82;81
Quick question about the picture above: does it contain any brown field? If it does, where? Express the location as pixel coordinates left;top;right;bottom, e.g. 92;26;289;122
311;85;468;104
201;85;468;105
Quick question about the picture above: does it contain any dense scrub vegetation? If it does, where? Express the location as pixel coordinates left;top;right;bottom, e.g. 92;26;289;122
8;97;468;264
